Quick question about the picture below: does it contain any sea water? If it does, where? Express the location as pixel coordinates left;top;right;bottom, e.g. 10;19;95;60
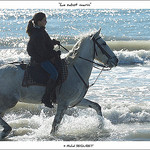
0;9;150;142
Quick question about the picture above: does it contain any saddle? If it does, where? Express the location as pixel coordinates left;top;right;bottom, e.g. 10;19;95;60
21;59;68;87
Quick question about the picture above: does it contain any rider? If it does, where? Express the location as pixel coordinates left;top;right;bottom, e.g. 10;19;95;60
26;12;61;108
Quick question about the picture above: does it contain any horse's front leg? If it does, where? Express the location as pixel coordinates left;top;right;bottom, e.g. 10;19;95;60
76;98;104;128
50;100;68;135
76;98;102;116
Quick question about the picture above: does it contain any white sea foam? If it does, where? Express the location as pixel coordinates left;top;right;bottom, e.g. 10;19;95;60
0;64;149;141
1;46;150;66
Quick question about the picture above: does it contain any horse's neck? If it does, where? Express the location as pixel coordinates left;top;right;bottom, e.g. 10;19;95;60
68;38;94;81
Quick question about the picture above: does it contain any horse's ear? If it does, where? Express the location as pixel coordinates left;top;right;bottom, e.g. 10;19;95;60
90;28;101;39
93;28;101;38
99;28;101;33
98;28;101;34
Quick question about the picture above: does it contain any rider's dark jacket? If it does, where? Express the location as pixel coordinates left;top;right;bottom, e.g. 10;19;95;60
27;26;58;63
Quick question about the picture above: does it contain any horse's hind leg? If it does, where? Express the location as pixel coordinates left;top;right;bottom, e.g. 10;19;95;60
51;101;68;135
0;95;18;139
0;116;12;139
76;98;102;116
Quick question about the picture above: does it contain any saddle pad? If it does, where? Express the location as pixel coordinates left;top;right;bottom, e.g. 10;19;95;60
58;59;68;85
22;65;48;87
22;59;68;87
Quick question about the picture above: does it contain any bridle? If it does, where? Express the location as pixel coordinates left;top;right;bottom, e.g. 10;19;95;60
92;36;118;68
92;36;112;59
79;36;113;69
59;35;112;90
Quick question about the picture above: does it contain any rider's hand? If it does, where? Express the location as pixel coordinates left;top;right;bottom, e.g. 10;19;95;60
53;39;60;45
57;50;61;56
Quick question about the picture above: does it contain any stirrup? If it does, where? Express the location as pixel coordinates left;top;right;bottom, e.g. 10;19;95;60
41;95;54;108
44;103;54;108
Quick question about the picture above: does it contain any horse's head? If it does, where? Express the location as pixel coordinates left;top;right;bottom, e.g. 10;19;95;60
91;29;118;68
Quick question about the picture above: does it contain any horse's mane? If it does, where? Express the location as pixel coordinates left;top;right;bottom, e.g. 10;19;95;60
65;33;91;65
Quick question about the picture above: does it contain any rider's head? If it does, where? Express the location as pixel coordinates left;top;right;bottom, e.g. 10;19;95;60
26;12;46;36
33;12;47;27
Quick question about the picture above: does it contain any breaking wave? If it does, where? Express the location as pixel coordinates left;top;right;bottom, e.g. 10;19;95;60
0;38;150;66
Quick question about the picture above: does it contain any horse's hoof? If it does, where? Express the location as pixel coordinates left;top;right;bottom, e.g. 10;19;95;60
98;116;104;129
50;126;58;136
0;127;12;139
50;129;55;136
100;112;103;117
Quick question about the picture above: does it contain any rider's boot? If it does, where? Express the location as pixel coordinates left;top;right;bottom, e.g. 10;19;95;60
41;78;57;108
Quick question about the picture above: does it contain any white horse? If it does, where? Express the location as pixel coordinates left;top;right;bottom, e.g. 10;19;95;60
0;29;118;139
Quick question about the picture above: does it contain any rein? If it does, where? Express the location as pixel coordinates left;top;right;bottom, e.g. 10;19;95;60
59;39;111;89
